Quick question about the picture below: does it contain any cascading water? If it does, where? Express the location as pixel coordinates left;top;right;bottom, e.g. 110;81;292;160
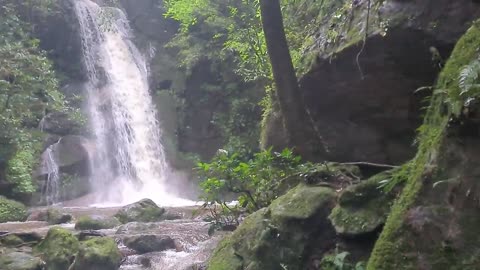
73;0;190;206
41;145;60;205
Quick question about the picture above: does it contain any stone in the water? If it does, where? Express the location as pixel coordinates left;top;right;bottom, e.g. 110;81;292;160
34;208;73;225
114;199;166;224
70;237;122;270
34;227;79;270
115;222;157;234
0;251;44;270
123;234;175;254
74;215;121;230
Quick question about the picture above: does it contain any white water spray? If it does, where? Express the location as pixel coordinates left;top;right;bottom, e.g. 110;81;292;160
41;144;60;205
73;0;191;206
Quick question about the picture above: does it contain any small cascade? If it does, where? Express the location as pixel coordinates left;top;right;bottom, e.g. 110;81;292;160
41;145;60;205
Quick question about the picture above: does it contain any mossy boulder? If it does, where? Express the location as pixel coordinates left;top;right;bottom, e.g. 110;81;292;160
0;251;44;270
34;227;79;270
208;184;337;270
71;237;122;270
329;169;401;236
0;234;24;247
75;216;121;230
114;199;165;223
40;208;72;225
123;234;175;254
0;196;28;223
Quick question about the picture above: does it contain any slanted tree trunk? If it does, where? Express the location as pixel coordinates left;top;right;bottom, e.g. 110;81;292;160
259;0;325;157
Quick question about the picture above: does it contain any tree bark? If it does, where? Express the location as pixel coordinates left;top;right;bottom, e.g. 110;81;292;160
259;0;325;157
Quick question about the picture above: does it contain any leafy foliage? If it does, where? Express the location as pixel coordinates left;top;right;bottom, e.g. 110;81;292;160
198;148;303;212
0;1;75;198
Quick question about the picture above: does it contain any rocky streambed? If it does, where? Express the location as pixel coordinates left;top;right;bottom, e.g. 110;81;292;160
0;199;222;270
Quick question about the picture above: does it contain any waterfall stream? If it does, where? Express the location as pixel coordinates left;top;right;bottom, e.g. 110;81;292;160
73;0;189;206
41;145;60;205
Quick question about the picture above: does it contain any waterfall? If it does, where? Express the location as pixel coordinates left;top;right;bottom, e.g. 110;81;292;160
42;145;60;205
73;0;186;205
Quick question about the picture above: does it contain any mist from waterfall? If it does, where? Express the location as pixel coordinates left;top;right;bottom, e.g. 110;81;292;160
73;0;191;206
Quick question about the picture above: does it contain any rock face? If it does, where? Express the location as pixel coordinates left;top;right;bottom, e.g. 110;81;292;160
71;237;122;270
208;185;337;270
123;234;175;254
34;227;79;270
115;199;166;224
264;0;480;164
74;216;121;230
0;196;28;223
368;21;480;270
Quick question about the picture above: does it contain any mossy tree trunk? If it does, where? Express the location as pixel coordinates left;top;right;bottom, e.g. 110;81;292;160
259;0;324;157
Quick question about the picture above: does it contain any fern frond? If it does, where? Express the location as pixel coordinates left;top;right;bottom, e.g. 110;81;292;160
459;59;480;95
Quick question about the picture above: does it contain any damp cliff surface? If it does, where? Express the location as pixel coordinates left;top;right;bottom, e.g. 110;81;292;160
263;0;480;164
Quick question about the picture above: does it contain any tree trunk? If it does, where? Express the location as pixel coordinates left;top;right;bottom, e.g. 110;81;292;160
259;0;325;157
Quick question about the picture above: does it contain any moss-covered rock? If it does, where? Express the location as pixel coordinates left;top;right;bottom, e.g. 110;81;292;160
0;251;44;270
71;237;122;270
0;196;28;223
0;234;24;247
34;227;79;270
208;184;337;270
368;21;480;270
114;199;165;223
329;169;401;236
75;216;121;230
45;208;73;225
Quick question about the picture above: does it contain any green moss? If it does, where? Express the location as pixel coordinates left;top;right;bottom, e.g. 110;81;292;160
209;185;336;270
0;235;24;247
367;21;480;270
75;216;120;230
35;227;79;270
114;199;166;224
269;184;336;224
71;237;121;270
0;196;28;223
330;170;402;235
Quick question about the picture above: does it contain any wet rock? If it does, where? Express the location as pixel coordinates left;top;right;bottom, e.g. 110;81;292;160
77;230;107;241
123;234;175;254
71;237;122;270
114;199;166;224
1;232;42;247
0;251;44;270
183;263;207;270
0;196;28;223
208;184;337;270
30;208;72;225
116;222;157;234
0;234;24;247
75;216;121;230
34;227;79;270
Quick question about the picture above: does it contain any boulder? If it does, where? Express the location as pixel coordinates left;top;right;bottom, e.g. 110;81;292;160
70;237;122;270
0;196;28;223
75;216;121;230
0;251;44;270
34;227;79;270
0;235;24;247
1;232;42;247
329;169;402;236
208;184;337;270
123;234;175;254
114;199;166;224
